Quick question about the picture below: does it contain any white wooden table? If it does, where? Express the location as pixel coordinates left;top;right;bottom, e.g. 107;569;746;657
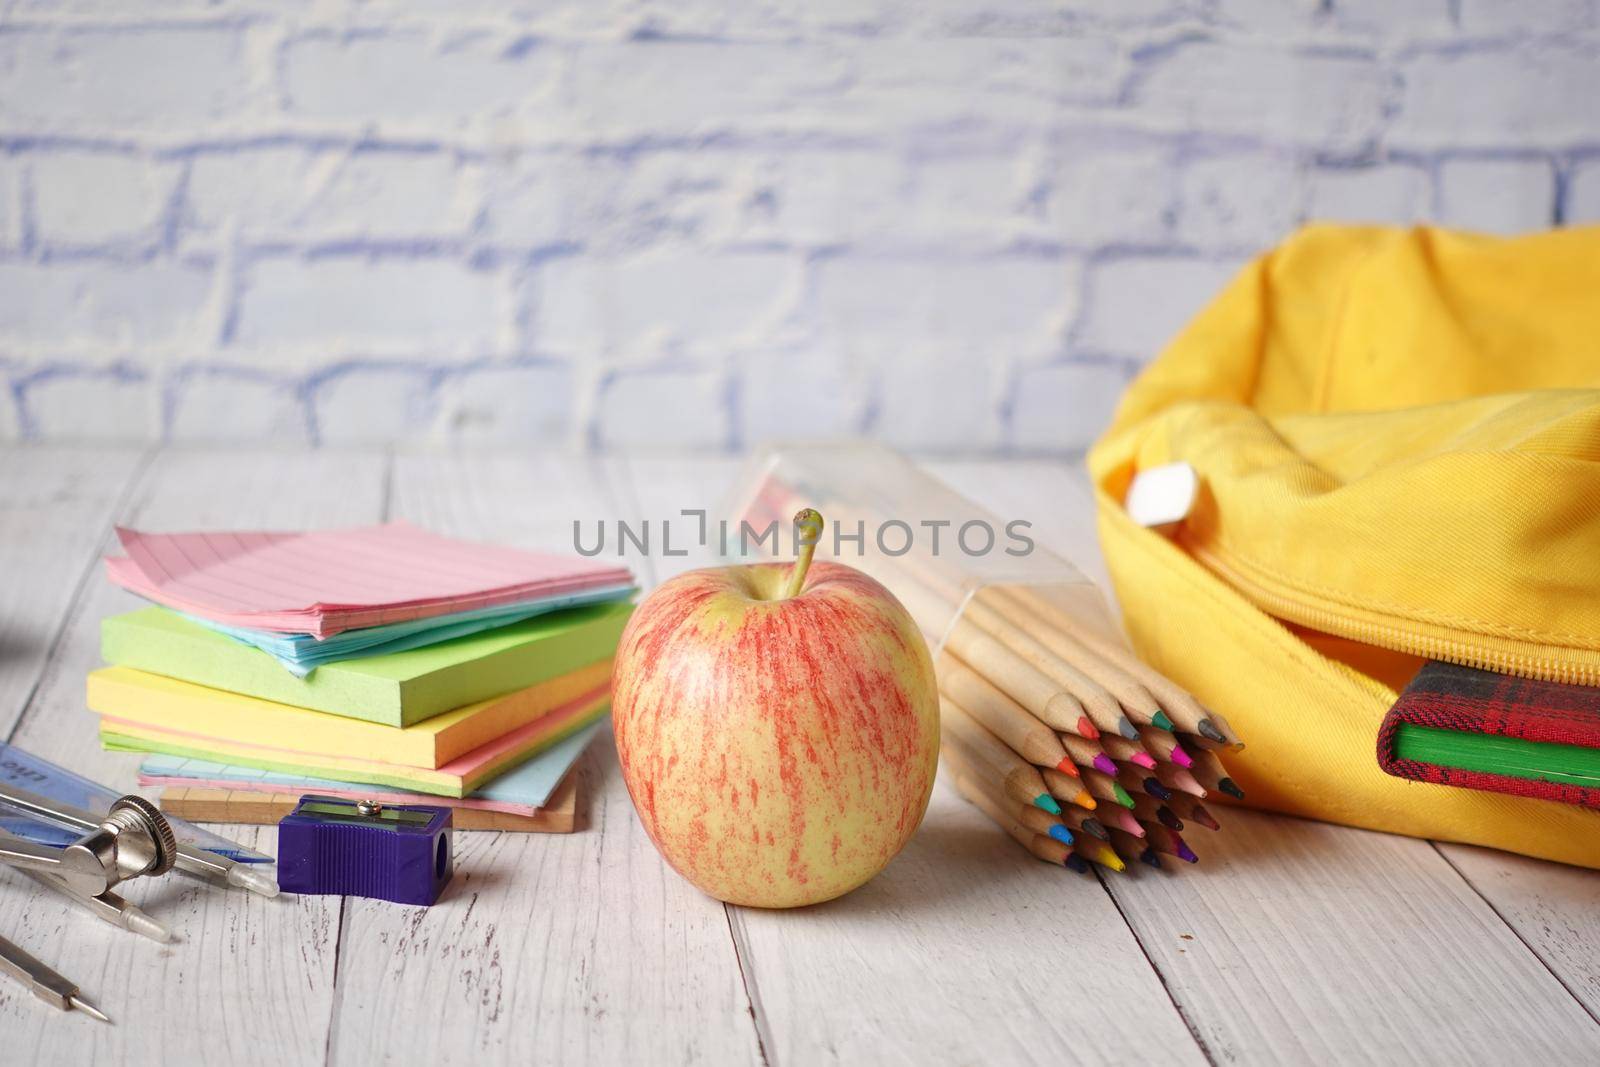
0;447;1596;1066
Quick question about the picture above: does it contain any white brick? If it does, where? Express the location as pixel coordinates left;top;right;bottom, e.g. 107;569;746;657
1307;164;1430;224
31;153;180;249
814;257;1076;344
433;362;574;444
1436;158;1554;235
876;343;1002;451
168;372;310;443
234;258;502;349
0;26;252;130
1044;147;1174;248
569;42;848;136
1568;162;1600;223
1131;41;1386;149
534;253;800;354
738;348;873;441
762;153;907;247
903;154;1033;248
596;369;729;449
0;262;213;345
1177;152;1305;250
1009;361;1131;452
283;32;558;124
1332;0;1453;32
487;152;770;251
1214;0;1323;32
1395;45;1600;147
0;162;17;252
1456;0;1596;33
311;366;436;445
21;369;156;440
0;378;19;441
1078;256;1243;356
850;38;1124;109
187;149;481;242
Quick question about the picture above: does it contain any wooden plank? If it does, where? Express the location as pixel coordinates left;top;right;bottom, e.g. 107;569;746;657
1438;842;1600;1024
936;459;1600;1061
615;455;1205;1065
157;770;581;833
324;453;763;1066
0;448;386;1065
0;447;145;739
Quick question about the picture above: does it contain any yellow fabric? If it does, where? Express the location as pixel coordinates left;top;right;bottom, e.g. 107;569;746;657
1088;224;1600;869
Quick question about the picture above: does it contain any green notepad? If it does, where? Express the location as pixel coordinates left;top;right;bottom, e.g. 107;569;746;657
101;602;633;727
1393;726;1600;786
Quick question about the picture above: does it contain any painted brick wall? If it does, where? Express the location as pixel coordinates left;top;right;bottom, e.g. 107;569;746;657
1;1;1597;450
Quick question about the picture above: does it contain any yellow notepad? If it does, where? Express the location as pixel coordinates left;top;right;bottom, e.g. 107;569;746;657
87;660;612;770
99;686;612;797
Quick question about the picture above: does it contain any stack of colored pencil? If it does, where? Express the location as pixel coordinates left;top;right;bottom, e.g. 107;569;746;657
905;580;1244;873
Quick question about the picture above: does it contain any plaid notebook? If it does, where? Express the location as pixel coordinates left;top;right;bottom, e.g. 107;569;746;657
1377;660;1600;809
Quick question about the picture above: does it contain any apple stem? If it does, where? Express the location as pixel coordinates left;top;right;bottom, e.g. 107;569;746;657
783;508;824;599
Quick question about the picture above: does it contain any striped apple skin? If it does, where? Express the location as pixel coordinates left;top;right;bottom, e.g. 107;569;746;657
612;559;940;908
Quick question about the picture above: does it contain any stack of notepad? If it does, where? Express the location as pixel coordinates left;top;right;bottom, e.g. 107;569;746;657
87;523;635;831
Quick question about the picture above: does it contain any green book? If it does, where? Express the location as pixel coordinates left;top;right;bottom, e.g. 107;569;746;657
101;602;632;727
1393;727;1600;787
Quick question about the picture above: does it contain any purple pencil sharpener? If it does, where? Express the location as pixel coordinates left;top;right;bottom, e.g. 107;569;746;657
277;795;453;906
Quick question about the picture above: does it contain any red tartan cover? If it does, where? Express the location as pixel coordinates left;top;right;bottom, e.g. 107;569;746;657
1376;660;1600;809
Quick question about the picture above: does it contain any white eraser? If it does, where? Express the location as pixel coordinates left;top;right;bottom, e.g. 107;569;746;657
1125;462;1199;527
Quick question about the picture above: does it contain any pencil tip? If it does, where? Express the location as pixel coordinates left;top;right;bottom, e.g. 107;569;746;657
1143;777;1173;801
1074;790;1097;811
1219;777;1246;800
1049;825;1075;846
1197;719;1227;743
1139;848;1162;869
1112;782;1135;808
1151;711;1175;731
1064;853;1089;874
1157;806;1184;831
1077;716;1100;741
1035;793;1063;815
1131;752;1158;769
1092;754;1117;775
1055;758;1080;777
1175;838;1199;863
1103;853;1127;873
70;995;111;1024
1082;817;1110;841
1190;804;1221;831
1117;716;1139;740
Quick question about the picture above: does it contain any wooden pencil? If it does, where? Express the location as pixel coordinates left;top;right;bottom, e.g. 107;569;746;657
1073;836;1127;872
1151;760;1208;799
981;586;1171;728
955;595;1135;739
1040;765;1098;812
1100;733;1157;770
1059;806;1111;841
1138;820;1199;863
1108;827;1162;869
1074;766;1134;809
1002;585;1241;748
955;774;1075;866
1137;727;1192;768
1114;763;1172;802
1125;790;1184;832
1058;732;1116;775
941;698;1063;815
1095;804;1144;838
948;766;1074;847
1187;748;1246;799
1165;794;1221;831
939;656;1076;774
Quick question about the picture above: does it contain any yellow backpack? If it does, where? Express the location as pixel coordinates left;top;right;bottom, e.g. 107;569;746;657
1088;224;1600;868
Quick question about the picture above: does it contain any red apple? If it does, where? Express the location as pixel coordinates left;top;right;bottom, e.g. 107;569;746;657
611;510;940;908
